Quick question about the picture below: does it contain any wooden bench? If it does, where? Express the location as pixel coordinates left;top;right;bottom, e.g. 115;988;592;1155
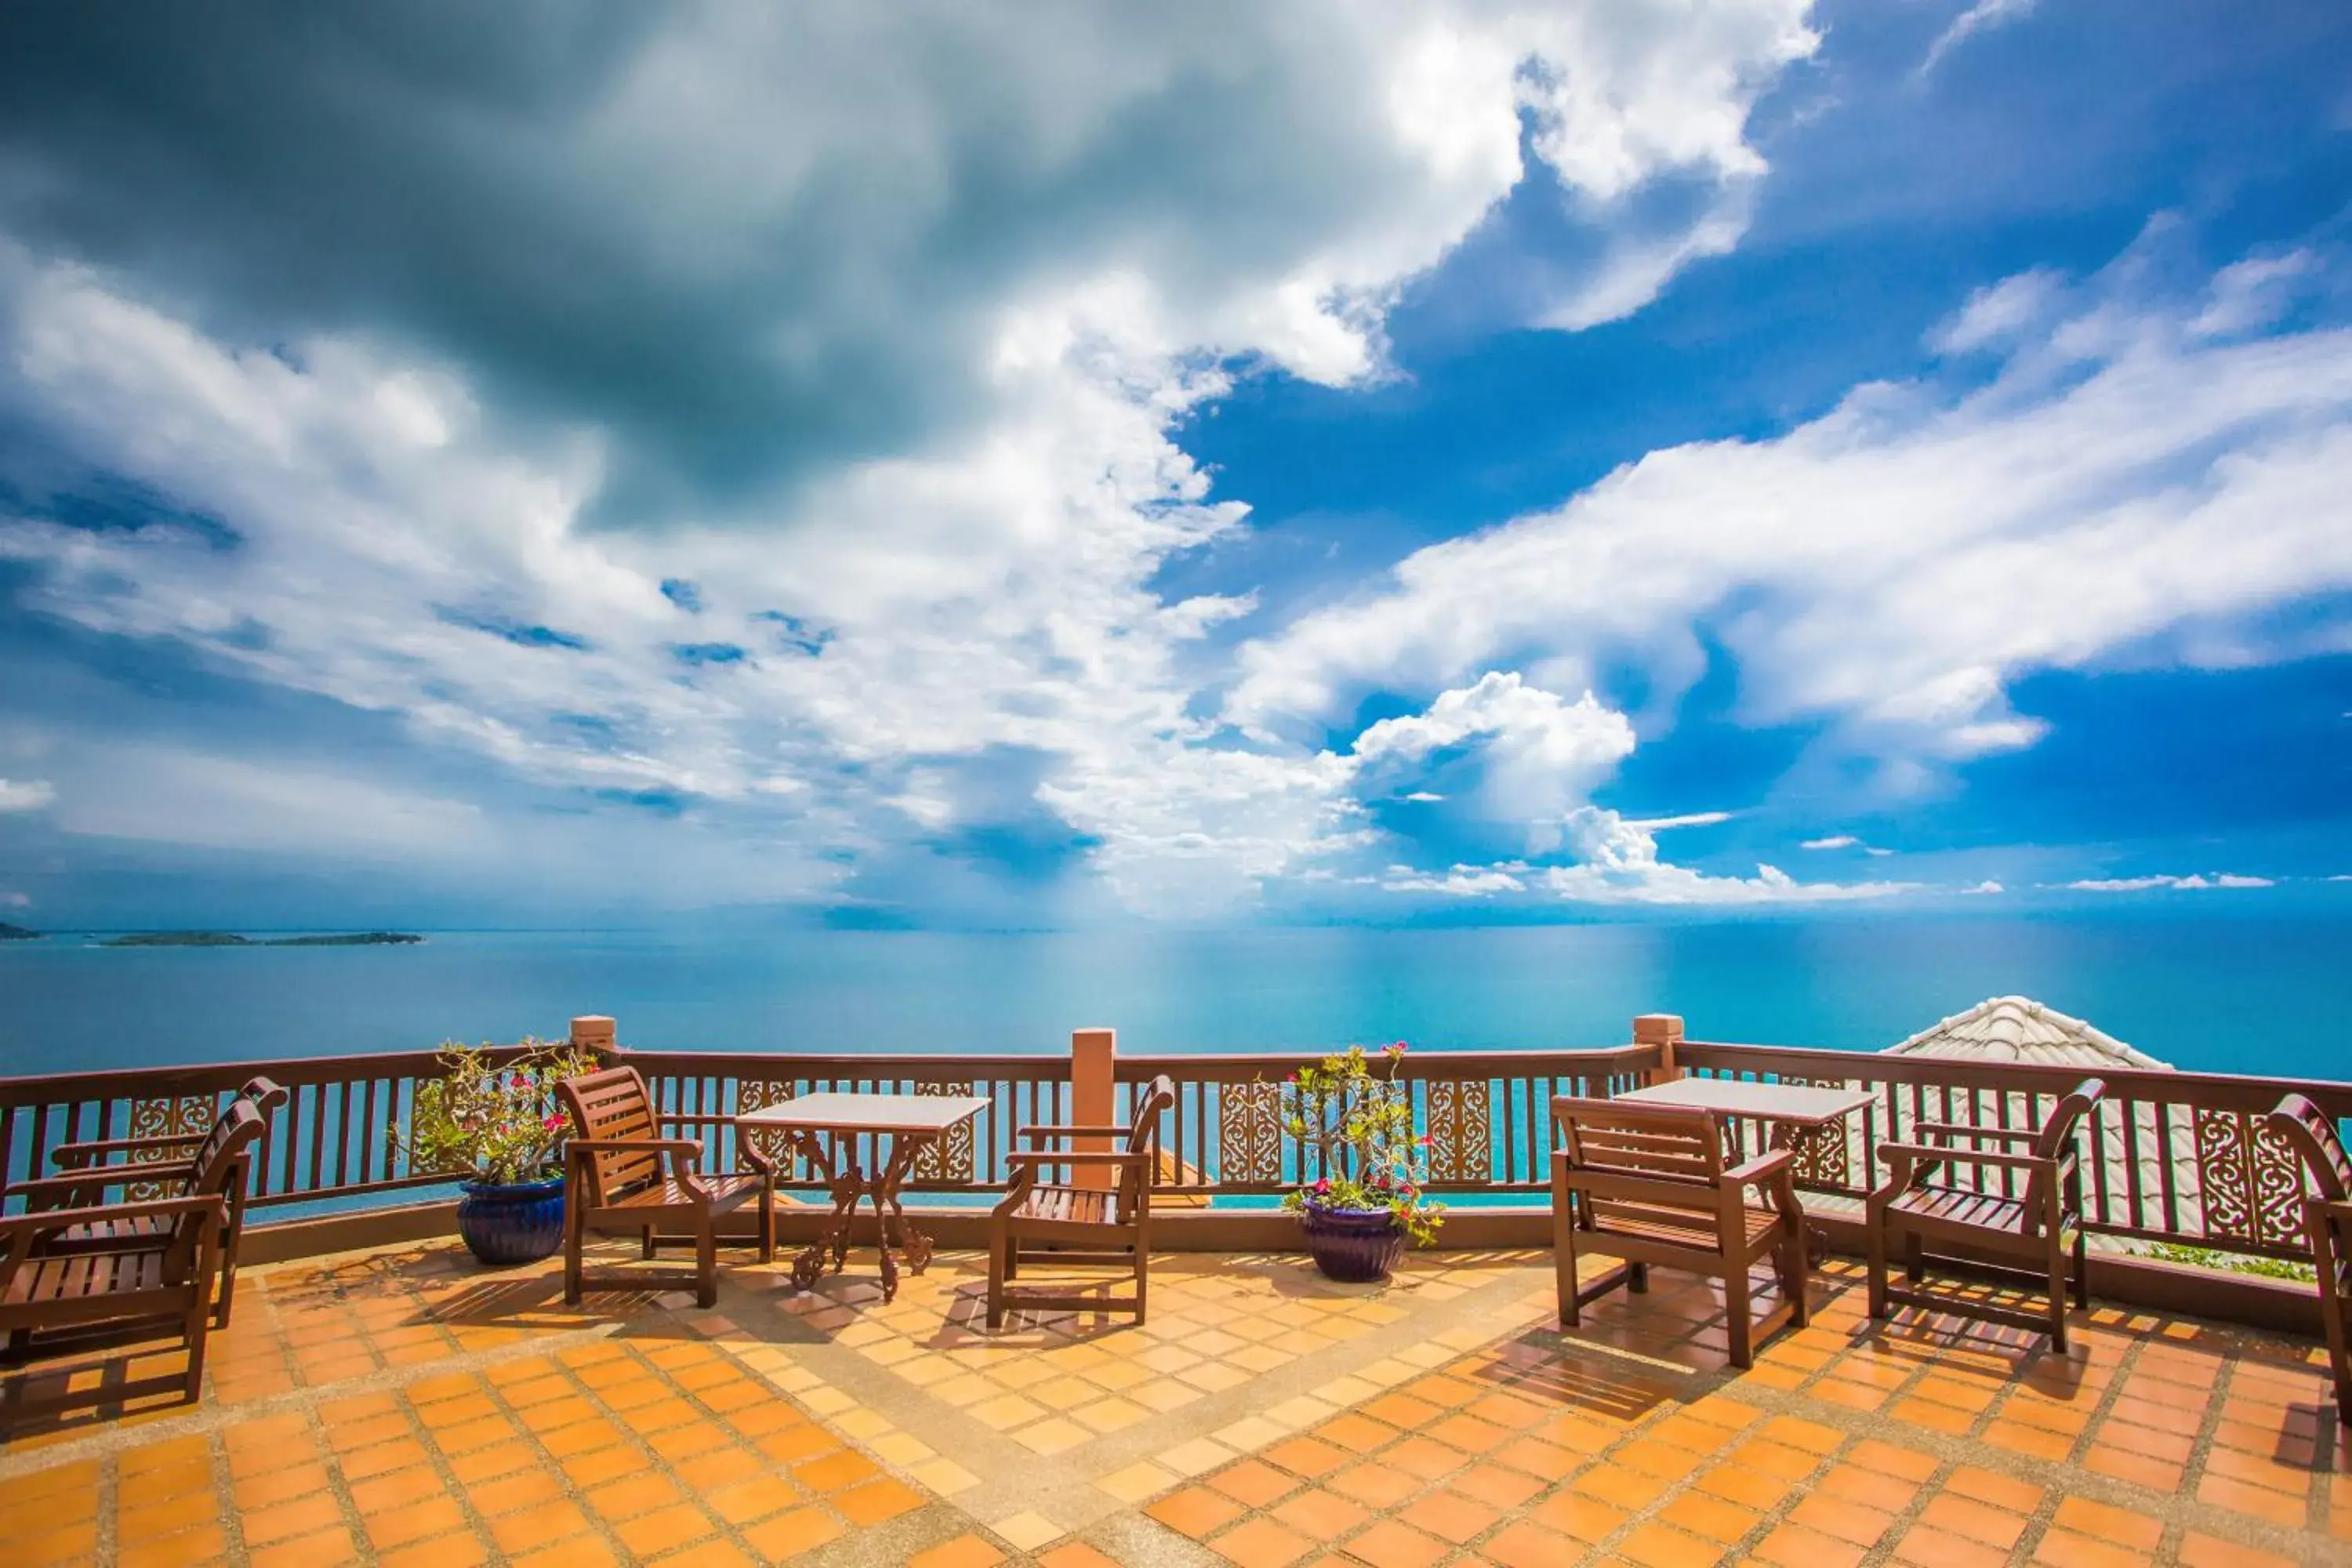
2267;1094;2352;1426
1551;1095;1809;1368
1866;1078;2103;1351
0;1098;264;1408
558;1065;774;1309
987;1076;1175;1328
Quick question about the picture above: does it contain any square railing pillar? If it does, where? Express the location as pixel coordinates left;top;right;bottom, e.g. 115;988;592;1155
1634;1013;1683;1081
1072;1026;1116;1191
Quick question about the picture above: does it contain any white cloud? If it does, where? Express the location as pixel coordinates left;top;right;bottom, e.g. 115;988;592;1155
1227;243;2352;800
1961;879;2004;895
1383;864;1529;896
1533;808;1911;905
1929;269;2062;355
1352;670;1635;840
0;777;55;812
1622;811;1732;830
1800;834;1858;850
1917;0;2038;78
2063;873;2275;892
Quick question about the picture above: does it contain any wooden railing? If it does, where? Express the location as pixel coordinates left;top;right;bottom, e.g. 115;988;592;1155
1677;1041;2352;1264
1;1037;2343;1273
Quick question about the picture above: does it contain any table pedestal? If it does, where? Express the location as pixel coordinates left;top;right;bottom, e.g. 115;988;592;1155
783;1130;939;1302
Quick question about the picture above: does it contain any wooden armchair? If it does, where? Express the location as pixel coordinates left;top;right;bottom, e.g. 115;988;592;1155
986;1076;1174;1329
2264;1094;2351;1426
5;1076;283;1328
557;1065;773;1309
1867;1078;2104;1351
1;1098;264;1406
1551;1096;1809;1368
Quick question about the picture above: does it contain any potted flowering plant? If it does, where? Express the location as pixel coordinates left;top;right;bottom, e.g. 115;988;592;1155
1279;1042;1445;1283
392;1040;597;1265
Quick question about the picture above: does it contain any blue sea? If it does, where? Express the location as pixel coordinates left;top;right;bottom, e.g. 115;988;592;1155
2;914;2347;1083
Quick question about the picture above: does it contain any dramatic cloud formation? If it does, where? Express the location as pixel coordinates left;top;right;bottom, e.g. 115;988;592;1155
0;4;2343;924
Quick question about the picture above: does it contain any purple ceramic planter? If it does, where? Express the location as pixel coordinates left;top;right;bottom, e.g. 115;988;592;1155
1298;1201;1406;1283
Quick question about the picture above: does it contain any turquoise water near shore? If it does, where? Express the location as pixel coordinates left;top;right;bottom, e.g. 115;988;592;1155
2;914;2347;1081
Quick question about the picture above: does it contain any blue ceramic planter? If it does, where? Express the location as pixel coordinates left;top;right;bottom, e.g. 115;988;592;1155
456;1176;565;1266
1298;1201;1406;1283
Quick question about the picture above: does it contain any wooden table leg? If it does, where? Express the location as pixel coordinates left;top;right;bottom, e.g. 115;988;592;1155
789;1131;852;1292
873;1134;939;1285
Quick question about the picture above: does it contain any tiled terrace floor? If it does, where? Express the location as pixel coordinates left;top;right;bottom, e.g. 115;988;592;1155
2;1238;2347;1566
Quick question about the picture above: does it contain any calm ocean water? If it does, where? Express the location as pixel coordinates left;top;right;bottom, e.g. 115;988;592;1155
2;914;2346;1082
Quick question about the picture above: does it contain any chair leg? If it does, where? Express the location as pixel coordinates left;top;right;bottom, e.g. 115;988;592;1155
2045;1250;2069;1353
1724;1265;1754;1370
564;1193;586;1307
1780;1228;1809;1329
695;1216;717;1310
642;1225;658;1261
1865;1209;1890;1322
985;1229;1008;1330
1003;1237;1019;1281
1555;1214;1581;1329
183;1294;212;1403
2071;1227;2090;1311
1904;1232;1924;1284
1628;1261;1648;1294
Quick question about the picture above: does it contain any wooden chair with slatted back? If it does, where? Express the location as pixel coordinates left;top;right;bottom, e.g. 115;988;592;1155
1551;1095;1809;1368
0;1098;262;1408
2265;1094;2351;1425
1866;1078;2104;1351
985;1076;1175;1329
11;1077;286;1327
557;1065;773;1309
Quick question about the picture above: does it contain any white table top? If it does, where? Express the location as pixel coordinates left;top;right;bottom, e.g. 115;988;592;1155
1613;1076;1875;1126
735;1091;989;1134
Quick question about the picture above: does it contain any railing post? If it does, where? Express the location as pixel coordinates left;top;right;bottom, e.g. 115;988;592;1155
1634;1014;1683;1083
570;1016;618;1062
1073;1027;1116;1192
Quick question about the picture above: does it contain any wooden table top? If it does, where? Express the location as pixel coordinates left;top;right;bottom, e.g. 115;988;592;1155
1613;1076;1875;1126
734;1091;989;1134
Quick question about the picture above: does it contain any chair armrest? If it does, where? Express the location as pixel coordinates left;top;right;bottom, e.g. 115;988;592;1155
567;1138;706;1156
1911;1123;2038;1145
657;1113;738;1127
1878;1142;2054;1174
51;1134;207;1167
5;1171;175;1207
1004;1150;1154;1170
1722;1149;1795;1189
0;1192;226;1240
1016;1125;1134;1141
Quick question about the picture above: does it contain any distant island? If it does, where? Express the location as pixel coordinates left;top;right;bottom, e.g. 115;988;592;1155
0;921;39;941
100;931;426;948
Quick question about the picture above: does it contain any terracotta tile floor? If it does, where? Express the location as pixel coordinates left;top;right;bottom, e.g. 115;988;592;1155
2;1237;2346;1564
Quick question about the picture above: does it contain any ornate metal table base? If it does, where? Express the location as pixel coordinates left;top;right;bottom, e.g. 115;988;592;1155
783;1128;942;1303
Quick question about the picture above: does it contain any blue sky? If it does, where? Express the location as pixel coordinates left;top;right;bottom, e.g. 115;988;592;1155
0;1;2347;929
